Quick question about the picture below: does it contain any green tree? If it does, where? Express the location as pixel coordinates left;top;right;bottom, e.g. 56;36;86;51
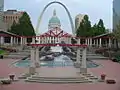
91;19;106;36
10;12;35;36
97;19;106;35
76;15;92;37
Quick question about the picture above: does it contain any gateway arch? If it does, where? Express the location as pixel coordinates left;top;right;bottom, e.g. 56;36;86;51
36;1;75;35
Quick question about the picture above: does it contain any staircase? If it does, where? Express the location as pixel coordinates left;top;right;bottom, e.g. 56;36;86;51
25;73;99;83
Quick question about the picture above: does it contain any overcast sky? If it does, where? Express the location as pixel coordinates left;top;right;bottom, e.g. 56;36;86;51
5;0;113;34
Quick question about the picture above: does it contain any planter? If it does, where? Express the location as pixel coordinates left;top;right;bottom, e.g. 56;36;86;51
9;74;15;81
106;79;116;84
101;74;106;80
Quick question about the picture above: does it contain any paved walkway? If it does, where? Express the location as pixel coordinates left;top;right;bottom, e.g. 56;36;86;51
0;59;120;90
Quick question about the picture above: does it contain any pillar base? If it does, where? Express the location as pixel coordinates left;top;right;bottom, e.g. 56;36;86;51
29;67;36;75
74;62;81;68
80;68;87;73
35;62;40;68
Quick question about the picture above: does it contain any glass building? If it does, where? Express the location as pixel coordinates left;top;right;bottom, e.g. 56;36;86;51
0;0;4;21
113;0;120;31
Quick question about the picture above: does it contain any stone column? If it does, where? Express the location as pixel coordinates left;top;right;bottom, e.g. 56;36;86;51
85;39;87;45
16;38;19;45
10;37;13;46
35;47;40;68
109;38;111;48
32;37;35;44
99;38;102;47
69;37;71;44
90;38;92;47
88;38;89;46
24;38;27;45
20;37;23;45
75;48;81;68
29;48;36;75
77;38;80;44
81;47;87;73
39;37;41;44
0;36;4;45
96;39;99;47
93;39;95;46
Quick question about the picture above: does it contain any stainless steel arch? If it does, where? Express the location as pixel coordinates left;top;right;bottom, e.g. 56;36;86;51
36;1;75;35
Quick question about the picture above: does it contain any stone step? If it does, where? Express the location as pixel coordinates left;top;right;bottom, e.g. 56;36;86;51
25;79;93;83
28;77;88;81
31;76;85;79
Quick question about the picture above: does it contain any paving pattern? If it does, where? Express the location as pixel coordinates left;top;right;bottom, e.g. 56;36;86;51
0;58;120;90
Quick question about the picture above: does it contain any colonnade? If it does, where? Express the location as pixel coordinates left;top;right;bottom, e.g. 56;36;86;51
36;36;71;44
0;36;19;46
77;37;114;48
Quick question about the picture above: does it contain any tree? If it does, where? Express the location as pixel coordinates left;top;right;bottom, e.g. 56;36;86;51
91;19;106;36
10;12;36;36
76;15;92;37
97;19;106;35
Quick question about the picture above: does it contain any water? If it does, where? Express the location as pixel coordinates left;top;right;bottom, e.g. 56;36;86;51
14;57;99;68
14;46;99;68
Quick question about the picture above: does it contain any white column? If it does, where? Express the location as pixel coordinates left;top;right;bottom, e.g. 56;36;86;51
39;37;41;44
20;37;23;45
81;48;87;73
109;38;111;48
35;47;40;68
11;37;13;46
1;36;4;45
29;48;36;75
97;39;99;47
90;38;92;47
99;38;102;47
93;39;95;46
77;38;80;44
75;48;81;68
16;38;19;45
32;37;35;44
53;37;54;44
49;37;51;43
13;37;15;45
85;39;87;45
69;37;71;44
88;39;89;46
24;38;27;45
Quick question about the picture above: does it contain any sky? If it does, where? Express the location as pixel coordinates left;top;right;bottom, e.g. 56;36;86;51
4;0;113;34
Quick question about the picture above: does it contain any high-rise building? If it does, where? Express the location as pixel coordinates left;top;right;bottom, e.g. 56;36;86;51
113;0;120;31
0;0;4;12
3;10;24;30
0;0;6;31
75;14;85;31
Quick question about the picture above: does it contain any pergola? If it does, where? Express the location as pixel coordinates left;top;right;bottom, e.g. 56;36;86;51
36;28;72;44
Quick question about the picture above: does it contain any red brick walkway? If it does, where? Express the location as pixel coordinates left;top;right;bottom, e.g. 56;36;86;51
0;59;120;90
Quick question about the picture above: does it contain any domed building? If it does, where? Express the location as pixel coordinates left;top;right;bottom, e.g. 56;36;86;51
48;9;61;30
36;9;72;44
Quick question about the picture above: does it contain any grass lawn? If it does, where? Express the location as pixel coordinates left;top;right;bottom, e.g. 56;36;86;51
0;50;6;55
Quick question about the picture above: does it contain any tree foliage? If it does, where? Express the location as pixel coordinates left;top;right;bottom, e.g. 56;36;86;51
76;15;106;37
76;15;92;37
9;12;35;36
92;19;106;36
